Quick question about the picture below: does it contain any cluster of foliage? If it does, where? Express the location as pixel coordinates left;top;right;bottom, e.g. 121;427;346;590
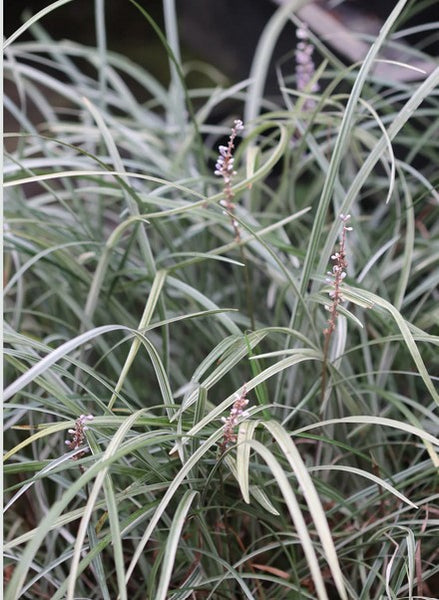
4;0;439;598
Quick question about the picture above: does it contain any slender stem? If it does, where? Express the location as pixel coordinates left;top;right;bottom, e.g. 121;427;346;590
320;329;331;405
214;119;254;328
239;245;256;331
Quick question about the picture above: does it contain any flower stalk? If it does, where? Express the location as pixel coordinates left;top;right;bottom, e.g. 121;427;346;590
65;414;93;461
321;214;352;401
214;119;255;329
219;387;250;455
324;214;352;338
295;23;319;111
214;119;244;241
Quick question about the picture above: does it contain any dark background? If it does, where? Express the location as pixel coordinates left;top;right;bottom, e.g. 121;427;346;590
5;0;438;95
5;0;414;82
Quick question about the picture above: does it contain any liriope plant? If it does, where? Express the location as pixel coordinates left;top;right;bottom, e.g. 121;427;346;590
4;0;439;598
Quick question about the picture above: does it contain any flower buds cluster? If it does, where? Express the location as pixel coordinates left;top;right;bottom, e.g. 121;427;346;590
215;144;236;185
324;214;353;336
219;387;250;454
65;414;93;460
214;119;244;241
214;119;244;182
295;23;319;111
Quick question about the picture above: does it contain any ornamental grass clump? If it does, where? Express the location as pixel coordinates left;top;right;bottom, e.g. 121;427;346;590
3;1;439;598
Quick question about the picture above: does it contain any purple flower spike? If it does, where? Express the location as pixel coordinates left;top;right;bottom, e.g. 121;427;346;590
295;23;319;111
214;119;244;241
